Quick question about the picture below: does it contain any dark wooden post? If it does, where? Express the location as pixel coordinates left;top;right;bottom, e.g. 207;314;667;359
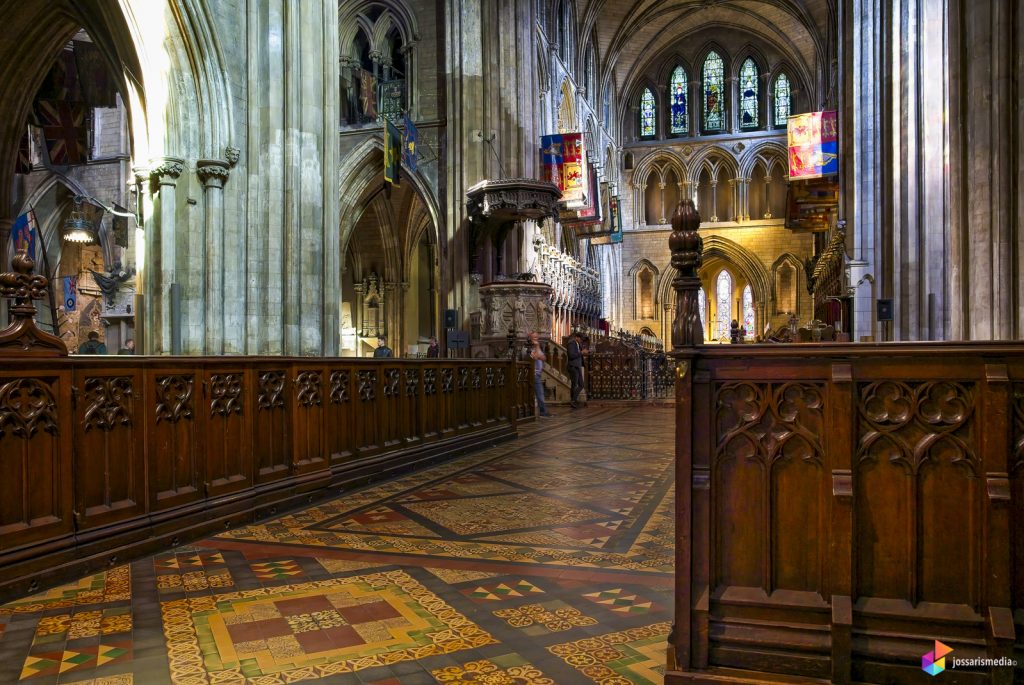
0;248;67;356
667;199;703;676
669;199;703;349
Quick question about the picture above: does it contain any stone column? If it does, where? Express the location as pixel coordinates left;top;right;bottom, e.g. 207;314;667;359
764;176;773;219
658;182;667;224
197;159;230;354
710;181;718;222
150;157;184;354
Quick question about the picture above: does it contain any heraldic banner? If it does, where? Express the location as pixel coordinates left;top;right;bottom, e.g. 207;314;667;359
787;110;838;180
540;133;587;206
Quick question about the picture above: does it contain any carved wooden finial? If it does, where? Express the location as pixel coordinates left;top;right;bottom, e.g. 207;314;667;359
0;248;68;356
669;199;704;348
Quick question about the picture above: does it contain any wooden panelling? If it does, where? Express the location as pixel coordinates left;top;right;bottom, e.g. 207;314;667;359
204;370;250;497
292;369;326;473
149;371;202;510
668;343;1024;685
0;357;519;601
254;369;289;482
73;370;145;528
0;373;73;550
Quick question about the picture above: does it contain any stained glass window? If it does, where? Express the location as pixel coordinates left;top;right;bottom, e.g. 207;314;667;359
640;88;656;137
669;66;688;134
698;287;707;340
742;285;755;336
702;52;724;132
739;58;759;129
716;270;732;340
774;72;791;127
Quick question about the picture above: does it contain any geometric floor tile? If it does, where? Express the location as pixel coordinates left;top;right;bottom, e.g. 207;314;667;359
251;560;305;581
548;621;671;685
493;601;598;637
462;580;544;602
1;567;131;614
155;567;233;593
582;588;655;614
424;567;502;584
316;558;386;575
161;569;495;683
432;653;555;683
33;607;132;641
20;642;132;680
62;676;133;685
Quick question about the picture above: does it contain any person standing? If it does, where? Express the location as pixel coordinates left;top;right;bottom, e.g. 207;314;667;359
118;339;135;355
567;331;586;408
529;332;551;418
426;335;440;358
78;331;106;355
374;335;393;358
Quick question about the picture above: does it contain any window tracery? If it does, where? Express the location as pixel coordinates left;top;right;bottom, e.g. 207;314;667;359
716;269;732;340
640;87;656;137
774;72;791;127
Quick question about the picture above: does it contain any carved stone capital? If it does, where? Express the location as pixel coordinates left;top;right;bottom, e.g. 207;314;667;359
197;159;230;189
150;157;186;185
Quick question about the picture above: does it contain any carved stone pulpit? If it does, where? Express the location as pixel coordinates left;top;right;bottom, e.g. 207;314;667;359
473;281;553;358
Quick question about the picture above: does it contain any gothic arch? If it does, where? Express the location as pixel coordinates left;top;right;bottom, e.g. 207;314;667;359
337;136;442;261
770;252;802;315
632;150;687;189
338;0;420;51
738;140;789;178
557;78;577;133
686;146;740;186
701;235;771;306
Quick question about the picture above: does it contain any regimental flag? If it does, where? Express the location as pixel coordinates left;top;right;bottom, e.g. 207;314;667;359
384;118;401;186
360;69;377;119
37;99;88;165
73;40;118;108
787;110;838;179
540;132;586;206
402;113;418;173
12;209;39;261
62;275;78;312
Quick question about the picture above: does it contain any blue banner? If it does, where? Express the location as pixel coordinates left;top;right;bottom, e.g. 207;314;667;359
402;114;418;173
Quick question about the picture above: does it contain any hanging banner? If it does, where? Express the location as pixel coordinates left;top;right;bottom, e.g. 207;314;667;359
402;113;418;173
787;110;838;179
63;275;77;311
591;196;623;245
12;209;38;261
384;118;401;185
540;132;586;206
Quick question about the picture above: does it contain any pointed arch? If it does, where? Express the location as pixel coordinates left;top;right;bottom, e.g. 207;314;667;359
557;78;577;133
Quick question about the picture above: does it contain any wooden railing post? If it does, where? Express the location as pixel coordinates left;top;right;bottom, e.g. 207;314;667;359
668;199;704;672
982;364;1014;684
829;363;855;685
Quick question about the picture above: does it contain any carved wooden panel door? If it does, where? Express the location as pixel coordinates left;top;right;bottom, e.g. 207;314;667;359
291;367;327;474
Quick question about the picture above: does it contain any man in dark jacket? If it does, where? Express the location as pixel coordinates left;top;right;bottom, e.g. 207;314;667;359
567;332;585;408
78;331;106;355
373;335;393;358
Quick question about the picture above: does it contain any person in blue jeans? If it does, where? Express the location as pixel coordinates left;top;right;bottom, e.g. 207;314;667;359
528;332;551;417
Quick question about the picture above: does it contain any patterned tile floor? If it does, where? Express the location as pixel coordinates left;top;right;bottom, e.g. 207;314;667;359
0;406;674;684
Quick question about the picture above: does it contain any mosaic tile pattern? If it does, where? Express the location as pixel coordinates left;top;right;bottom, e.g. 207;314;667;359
0;407;675;684
549;622;672;685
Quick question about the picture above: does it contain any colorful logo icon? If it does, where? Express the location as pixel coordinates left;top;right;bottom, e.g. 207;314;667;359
922;640;953;676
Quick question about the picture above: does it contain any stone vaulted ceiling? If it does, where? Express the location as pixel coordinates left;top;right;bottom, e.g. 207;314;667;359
576;0;835;118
